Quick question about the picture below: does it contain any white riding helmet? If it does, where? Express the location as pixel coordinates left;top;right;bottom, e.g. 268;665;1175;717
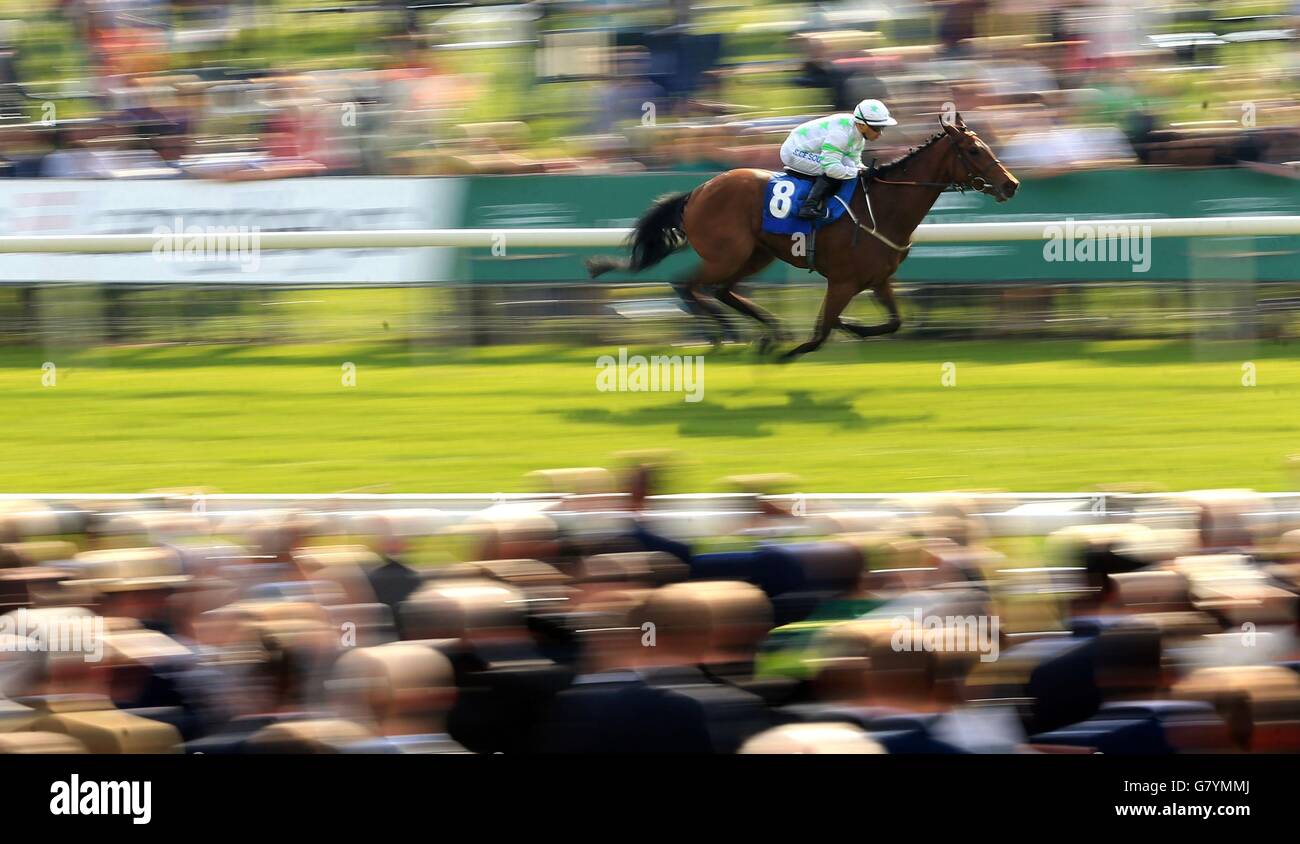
853;99;898;128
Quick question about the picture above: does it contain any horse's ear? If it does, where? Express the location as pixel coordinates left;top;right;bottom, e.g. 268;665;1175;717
954;111;967;128
941;115;960;135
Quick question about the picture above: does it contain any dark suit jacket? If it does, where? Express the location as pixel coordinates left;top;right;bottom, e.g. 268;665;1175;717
540;666;771;754
446;643;575;755
700;660;808;708
365;557;422;635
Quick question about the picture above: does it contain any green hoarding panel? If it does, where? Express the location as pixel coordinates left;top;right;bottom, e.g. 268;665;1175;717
457;168;1300;284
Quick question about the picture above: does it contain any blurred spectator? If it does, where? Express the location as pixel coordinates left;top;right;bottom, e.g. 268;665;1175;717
794;34;853;111
997;104;1136;174
40;123;104;177
592;48;666;136
937;0;991;58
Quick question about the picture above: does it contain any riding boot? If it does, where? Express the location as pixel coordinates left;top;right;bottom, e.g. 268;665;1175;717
796;175;838;219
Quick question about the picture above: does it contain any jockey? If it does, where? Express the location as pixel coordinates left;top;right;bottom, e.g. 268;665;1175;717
780;99;898;219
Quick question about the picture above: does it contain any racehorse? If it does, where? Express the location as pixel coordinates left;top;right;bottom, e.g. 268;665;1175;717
587;114;1019;361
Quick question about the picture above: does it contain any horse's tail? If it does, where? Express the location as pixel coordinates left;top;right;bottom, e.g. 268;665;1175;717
586;190;691;278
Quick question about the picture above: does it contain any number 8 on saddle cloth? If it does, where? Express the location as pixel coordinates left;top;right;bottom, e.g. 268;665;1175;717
761;172;859;236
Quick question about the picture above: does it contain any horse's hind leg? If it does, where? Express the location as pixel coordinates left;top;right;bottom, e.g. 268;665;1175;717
673;282;738;346
715;287;786;355
673;261;748;346
713;251;789;354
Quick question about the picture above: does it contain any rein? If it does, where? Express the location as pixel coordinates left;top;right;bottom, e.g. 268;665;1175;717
832;192;909;252
842;133;992;252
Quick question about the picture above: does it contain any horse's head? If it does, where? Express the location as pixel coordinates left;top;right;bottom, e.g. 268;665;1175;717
941;113;1019;202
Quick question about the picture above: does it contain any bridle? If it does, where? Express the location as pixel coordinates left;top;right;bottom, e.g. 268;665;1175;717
833;132;1004;254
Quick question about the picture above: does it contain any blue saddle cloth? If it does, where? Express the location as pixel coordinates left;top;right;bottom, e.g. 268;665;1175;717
761;172;858;236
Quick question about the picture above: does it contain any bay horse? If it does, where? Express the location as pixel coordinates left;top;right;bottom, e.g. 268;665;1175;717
587;114;1019;361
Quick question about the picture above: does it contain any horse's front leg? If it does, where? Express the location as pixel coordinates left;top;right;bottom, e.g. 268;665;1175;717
837;280;902;339
779;278;858;362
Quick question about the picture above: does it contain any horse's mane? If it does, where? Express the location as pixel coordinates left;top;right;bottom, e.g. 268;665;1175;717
872;130;948;176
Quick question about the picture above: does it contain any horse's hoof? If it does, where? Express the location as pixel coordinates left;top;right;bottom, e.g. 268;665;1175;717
754;335;775;357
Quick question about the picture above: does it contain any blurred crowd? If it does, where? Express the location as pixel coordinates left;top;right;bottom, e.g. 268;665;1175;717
1;467;1300;754
1;0;1299;180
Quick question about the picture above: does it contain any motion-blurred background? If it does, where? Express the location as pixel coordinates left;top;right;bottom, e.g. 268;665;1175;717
4;0;1297;176
0;3;1299;757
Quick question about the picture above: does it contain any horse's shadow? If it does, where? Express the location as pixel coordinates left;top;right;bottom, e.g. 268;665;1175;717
555;389;932;437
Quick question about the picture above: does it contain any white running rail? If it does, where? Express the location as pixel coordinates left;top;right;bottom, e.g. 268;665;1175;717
0;216;1299;252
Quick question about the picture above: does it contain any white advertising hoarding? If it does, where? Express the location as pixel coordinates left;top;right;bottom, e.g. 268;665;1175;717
0;178;465;284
